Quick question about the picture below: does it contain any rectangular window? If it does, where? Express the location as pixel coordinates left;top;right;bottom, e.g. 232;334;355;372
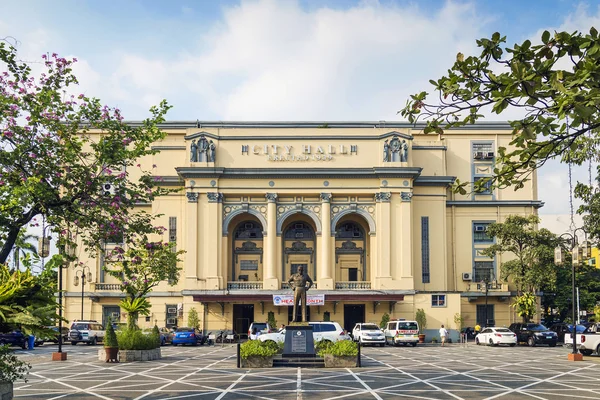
240;260;258;270
169;217;177;252
473;261;494;282
432;294;446;307
472;142;494;159
421;217;430;283
473;223;493;242
99;251;105;283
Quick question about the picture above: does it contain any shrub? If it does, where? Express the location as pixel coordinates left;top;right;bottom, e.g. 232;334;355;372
239;340;279;359
416;308;427;333
0;345;31;383
151;325;161;348
267;311;277;330
314;339;333;353
317;340;358;357
117;328;159;350
104;324;118;348
188;307;199;329
380;313;390;329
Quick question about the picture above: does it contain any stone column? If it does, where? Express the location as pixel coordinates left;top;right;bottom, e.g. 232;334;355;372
185;192;199;288
375;192;392;287
205;192;223;290
264;193;279;290
319;193;334;289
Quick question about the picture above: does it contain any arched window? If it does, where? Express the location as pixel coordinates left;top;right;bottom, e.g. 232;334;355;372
284;222;315;240
336;222;364;239
235;221;264;239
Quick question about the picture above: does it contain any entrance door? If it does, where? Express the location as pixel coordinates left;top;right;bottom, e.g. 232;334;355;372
233;304;254;338
344;304;365;333
102;306;120;328
476;304;495;327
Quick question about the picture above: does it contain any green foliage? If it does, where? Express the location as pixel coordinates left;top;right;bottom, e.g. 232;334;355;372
431;337;438;343
119;297;151;330
454;313;464;331
267;311;277;330
104;323;118;348
0;262;62;336
317;340;358;357
513;292;537;322
0;42;176;265
239;340;279;359
314;339;332;353
116;328;159;350
187;307;199;329
0;345;31;383
380;313;390;329
482;215;559;294
400;28;600;194
151;325;161;348
415;308;427;333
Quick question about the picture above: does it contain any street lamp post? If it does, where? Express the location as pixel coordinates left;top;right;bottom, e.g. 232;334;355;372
73;266;92;321
554;228;590;362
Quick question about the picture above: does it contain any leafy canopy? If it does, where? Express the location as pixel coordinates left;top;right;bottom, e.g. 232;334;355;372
0;41;175;264
400;28;600;194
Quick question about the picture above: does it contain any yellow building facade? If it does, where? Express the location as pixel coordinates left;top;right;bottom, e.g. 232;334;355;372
63;121;542;338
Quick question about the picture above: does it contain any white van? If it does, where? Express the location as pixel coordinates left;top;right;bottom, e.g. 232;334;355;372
384;320;419;346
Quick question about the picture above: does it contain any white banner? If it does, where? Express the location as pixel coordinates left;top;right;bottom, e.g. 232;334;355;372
272;294;325;306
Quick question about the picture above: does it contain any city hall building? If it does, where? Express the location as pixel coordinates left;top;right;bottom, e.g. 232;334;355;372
63;121;543;336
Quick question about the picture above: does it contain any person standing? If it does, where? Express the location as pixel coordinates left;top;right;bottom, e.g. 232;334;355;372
474;323;481;336
439;325;449;347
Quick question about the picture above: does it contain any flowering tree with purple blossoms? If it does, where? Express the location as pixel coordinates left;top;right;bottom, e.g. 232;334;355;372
105;236;184;330
0;41;176;264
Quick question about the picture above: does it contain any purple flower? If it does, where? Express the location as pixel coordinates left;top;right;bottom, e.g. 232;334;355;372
122;281;129;286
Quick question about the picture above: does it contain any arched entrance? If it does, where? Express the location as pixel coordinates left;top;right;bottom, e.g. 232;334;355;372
334;217;370;289
229;218;264;285
281;216;317;285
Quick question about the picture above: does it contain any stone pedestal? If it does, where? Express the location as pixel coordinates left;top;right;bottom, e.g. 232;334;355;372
568;353;584;361
0;382;13;400
51;352;67;361
283;325;315;357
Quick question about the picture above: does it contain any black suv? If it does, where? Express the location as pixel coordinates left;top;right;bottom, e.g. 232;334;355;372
508;323;557;347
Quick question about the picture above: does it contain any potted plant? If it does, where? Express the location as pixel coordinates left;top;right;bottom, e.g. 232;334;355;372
104;324;119;363
416;308;427;343
318;340;358;368
240;340;278;368
0;344;31;398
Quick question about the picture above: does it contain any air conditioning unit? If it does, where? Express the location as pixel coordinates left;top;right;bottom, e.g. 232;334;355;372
167;307;177;314
485;151;494;159
462;272;472;281
167;318;177;325
102;183;115;196
473;152;484;159
475;226;486;232
111;312;120;319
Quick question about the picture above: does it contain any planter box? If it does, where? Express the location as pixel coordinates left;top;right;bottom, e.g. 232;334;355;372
51;352;68;361
323;354;357;368
98;348;161;362
241;356;274;368
0;381;13;400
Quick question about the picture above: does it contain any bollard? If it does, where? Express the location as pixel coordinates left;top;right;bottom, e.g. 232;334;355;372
357;341;361;367
237;342;241;368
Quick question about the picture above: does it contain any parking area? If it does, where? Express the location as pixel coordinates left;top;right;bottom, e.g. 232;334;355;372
12;343;600;400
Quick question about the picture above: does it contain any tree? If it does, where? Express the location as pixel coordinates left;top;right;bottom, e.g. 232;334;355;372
513;292;537;323
482;215;558;295
0;41;175;265
105;236;184;329
188;307;199;329
400;28;600;194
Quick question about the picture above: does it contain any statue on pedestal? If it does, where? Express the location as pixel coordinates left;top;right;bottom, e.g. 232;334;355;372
287;265;313;322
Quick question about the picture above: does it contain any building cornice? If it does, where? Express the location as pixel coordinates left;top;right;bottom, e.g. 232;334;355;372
414;176;456;187
175;167;423;180
446;200;545;209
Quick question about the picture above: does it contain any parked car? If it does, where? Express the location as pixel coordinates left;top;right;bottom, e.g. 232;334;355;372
475;327;517;346
159;327;175;345
508;323;557;347
172;327;203;346
0;330;27;349
352;323;385;347
383;320;419;347
565;328;600;355
248;322;271;340
258;321;350;344
549;323;586;343
41;326;69;344
68;320;105;345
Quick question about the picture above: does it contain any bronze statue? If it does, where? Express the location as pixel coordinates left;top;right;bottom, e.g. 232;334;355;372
287;265;313;322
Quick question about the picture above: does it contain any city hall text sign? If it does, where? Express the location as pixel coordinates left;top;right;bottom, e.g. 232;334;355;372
241;144;358;162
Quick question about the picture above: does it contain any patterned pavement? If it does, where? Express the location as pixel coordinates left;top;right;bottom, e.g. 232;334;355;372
12;342;600;400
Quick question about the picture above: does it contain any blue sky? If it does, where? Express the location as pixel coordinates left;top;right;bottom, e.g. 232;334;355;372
2;0;600;223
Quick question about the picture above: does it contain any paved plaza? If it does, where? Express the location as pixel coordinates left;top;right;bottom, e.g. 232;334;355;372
12;343;600;400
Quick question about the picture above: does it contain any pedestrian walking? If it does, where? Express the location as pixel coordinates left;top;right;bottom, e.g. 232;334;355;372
439;325;449;347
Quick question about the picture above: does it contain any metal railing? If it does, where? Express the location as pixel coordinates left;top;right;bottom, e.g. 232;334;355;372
94;283;122;290
227;281;263;290
467;282;508;292
335;281;371;290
